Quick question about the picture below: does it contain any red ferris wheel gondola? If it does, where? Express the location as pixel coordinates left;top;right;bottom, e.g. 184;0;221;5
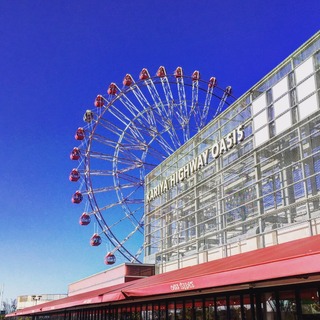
90;233;102;246
72;190;83;204
156;66;166;78
75;127;85;140
79;212;91;226
94;95;104;108
139;68;149;80
70;147;80;160
69;168;80;182
192;70;200;81
208;77;217;88
174;66;183;78
107;83;117;95
104;252;116;265
123;74;133;87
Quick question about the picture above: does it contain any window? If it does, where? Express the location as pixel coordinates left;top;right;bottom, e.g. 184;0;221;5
300;287;320;316
295;56;314;83
298;93;318;120
273;76;288;101
204;297;215;320
253;110;268;131
255;127;269;147
274;94;290;118
252;93;267;116
275;110;292;135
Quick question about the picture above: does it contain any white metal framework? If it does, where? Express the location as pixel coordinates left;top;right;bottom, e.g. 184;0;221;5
70;66;235;264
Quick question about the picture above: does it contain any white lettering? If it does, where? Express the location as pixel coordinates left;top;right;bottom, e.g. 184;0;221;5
202;148;209;165
183;164;189;179
237;124;245;142
179;167;184;181
146;124;245;203
212;143;219;158
219;137;227;154
170;281;195;291
226;131;234;149
169;173;176;188
189;157;198;174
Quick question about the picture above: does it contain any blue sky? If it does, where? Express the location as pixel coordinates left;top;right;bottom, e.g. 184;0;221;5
0;0;319;301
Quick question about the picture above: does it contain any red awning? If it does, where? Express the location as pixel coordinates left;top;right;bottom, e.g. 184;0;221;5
123;254;319;297
122;234;320;297
9;235;320;317
12;282;134;316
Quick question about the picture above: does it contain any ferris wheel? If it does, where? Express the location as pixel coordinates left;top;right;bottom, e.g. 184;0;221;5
69;66;235;265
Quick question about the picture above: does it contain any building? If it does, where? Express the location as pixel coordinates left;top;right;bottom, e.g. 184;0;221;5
16;294;67;310
7;31;320;320
144;30;320;273
67;264;155;296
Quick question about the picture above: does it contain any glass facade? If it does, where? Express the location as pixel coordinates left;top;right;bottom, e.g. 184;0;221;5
144;32;320;267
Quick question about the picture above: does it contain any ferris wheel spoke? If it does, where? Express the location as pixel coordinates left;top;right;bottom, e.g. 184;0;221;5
91;133;119;148
88;150;145;168
84;182;142;195
115;143;150;165
125;118;158;141
104;103;152;145
213;86;232;118
89;197;144;218
190;75;202;130
107;104;138;129
99;203;144;263
98;119;147;152
87;169;114;176
113;175;141;187
143;76;184;149
155;67;188;147
104;202;144;232
113;223;143;254
88;201;125;216
97;216;140;263
143;74;170;120
89;169;142;184
174;68;187;117
157;67;175;117
114;185;145;220
200;78;216;128
142;107;183;151
155;113;183;150
98;118;133;141
133;244;144;262
112;113;175;158
115;166;145;179
86;151;114;162
142;142;169;162
117;141;149;152
129;81;158;130
174;67;190;141
151;131;177;155
115;89;158;136
116;88;145;118
116;158;156;171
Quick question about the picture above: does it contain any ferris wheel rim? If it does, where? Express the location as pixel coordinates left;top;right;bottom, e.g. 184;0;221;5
71;66;236;265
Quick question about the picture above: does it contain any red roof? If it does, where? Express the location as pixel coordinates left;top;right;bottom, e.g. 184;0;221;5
10;235;320;317
12;282;135;316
